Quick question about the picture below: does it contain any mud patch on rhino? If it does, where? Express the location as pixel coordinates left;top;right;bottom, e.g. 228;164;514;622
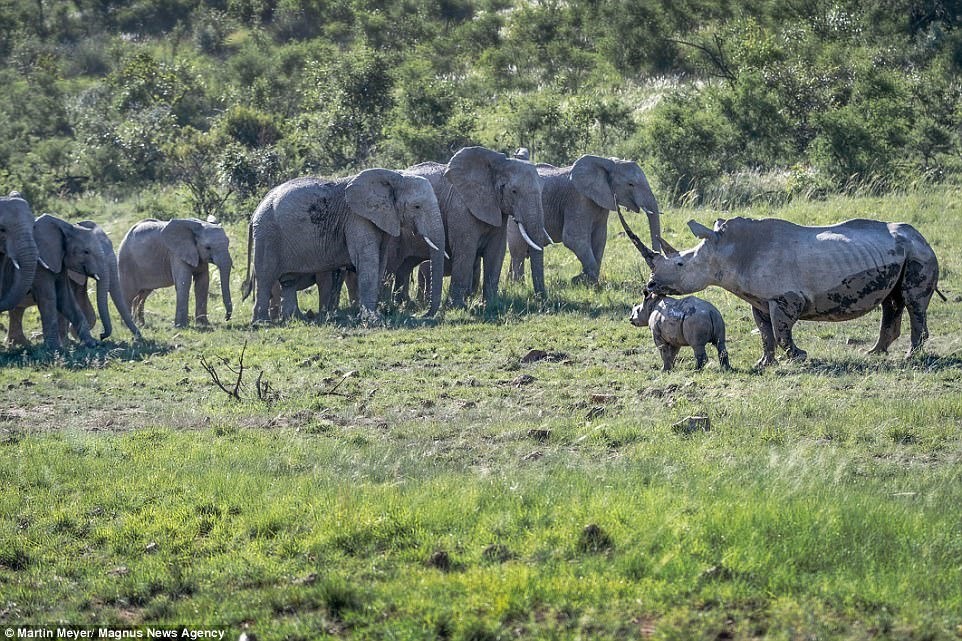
807;263;902;321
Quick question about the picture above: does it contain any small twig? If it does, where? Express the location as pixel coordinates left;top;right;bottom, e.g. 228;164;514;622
319;370;357;397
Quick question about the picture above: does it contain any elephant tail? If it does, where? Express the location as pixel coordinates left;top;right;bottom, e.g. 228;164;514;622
241;220;254;301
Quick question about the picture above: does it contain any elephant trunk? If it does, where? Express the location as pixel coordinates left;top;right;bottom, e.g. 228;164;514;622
96;270;112;340
218;259;233;321
415;214;446;317
0;233;38;312
517;194;550;252
107;250;141;340
636;186;661;253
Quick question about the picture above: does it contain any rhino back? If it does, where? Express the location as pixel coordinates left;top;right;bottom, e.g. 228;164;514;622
720;218;906;317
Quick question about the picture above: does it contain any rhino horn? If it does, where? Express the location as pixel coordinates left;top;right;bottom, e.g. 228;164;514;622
688;220;718;241
618;209;657;268
658;236;679;257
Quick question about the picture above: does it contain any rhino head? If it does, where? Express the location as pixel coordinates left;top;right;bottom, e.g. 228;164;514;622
620;211;722;296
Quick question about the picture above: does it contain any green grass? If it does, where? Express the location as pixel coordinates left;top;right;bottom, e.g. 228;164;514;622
2;187;962;639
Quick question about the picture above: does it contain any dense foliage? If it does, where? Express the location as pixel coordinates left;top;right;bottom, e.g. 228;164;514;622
2;0;961;214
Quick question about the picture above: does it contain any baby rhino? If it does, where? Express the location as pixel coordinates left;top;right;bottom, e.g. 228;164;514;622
630;291;730;371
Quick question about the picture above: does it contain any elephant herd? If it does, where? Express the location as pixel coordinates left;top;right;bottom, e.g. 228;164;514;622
1;142;943;367
0;195;234;350
0;145;664;351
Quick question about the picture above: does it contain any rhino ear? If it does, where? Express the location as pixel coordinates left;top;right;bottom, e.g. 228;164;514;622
345;168;402;237
688;220;718;241
570;155;617;211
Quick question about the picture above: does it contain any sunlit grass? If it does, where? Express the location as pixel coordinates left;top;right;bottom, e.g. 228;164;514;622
1;186;961;638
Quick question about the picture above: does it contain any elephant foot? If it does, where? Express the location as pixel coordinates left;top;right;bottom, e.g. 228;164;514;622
866;345;888;355
195;316;210;326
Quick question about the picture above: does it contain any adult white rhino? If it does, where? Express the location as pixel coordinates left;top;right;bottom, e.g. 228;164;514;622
622;214;943;367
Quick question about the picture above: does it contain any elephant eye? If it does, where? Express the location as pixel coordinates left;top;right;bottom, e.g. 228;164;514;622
628;182;635;187
414;204;421;209
675;260;684;267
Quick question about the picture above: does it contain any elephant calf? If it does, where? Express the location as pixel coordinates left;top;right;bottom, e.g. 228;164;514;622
119;218;233;328
630;291;730;371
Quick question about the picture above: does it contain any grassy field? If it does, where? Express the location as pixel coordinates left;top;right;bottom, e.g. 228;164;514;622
1;187;962;640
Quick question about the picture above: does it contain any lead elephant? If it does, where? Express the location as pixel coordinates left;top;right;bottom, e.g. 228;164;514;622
5;214;104;349
0;192;39;313
394;146;550;307
119;218;233;328
507;155;660;286
243;168;446;322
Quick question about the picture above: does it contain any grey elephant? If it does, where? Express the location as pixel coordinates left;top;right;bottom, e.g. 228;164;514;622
393;146;550;306
630;289;730;371
117;218;233;327
118;218;233;328
0;192;39;313
4;214;104;349
243;168;446;322
8;220;141;346
507;155;660;287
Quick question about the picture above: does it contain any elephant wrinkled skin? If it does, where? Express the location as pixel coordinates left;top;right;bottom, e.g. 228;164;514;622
243;168;445;322
0;192;39;313
119;218;233;328
508;155;660;287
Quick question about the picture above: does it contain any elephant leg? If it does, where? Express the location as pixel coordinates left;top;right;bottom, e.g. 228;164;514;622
33;276;63;349
564;232;599;284
252;262;279;324
529;247;546;297
73;281;96;334
57;278;95;346
868;290;904;355
345;270;359;307
480;230;507;304
171;267;193;328
194;267;210;325
590;220;609;279
6;307;29;347
768;295;806;361
751;305;778;368
448;250;475;308
506;218;528;283
278;281;305;321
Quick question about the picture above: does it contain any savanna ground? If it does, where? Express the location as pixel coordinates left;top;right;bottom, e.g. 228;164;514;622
2;188;962;640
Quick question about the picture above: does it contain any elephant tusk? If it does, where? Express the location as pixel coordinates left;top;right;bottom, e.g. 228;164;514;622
542;228;554;244
518;222;543;252
423;236;450;259
10;257;19;270
38;257;51;271
90;273;100;282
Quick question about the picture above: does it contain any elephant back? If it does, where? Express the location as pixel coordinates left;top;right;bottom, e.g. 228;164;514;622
264;178;349;233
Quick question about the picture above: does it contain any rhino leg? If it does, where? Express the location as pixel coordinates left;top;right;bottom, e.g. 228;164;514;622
769;295;807;361
716;343;731;370
868;292;904;355
692;344;708;370
658;343;680;371
902;259;936;356
751;306;778;368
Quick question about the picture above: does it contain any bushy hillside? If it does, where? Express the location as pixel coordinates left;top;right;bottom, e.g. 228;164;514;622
2;0;961;215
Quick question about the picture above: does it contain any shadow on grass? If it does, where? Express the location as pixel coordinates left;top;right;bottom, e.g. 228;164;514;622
0;339;172;369
768;352;962;376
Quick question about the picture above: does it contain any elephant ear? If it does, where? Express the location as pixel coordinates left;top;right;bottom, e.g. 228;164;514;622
345;169;402;237
161;219;202;268
444;146;504;227
570;155;617;211
34;214;65;273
